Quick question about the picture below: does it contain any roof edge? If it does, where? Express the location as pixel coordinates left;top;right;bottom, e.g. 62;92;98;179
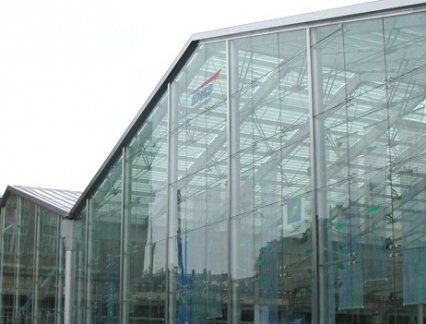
69;39;199;217
69;0;426;218
191;0;426;41
0;186;71;217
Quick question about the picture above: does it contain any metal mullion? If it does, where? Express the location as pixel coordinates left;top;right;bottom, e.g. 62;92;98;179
56;214;64;323
226;38;232;324
85;198;93;324
227;37;243;324
307;27;320;324
13;196;22;323
74;210;85;323
120;146;130;323
308;23;339;324
119;148;125;323
165;82;172;324
32;205;40;324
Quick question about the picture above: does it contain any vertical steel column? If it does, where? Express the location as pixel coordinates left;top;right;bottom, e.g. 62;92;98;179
32;206;40;324
418;305;424;324
13;197;22;323
64;251;72;324
226;38;232;324
167;82;178;324
85;199;93;324
62;218;75;324
75;218;84;324
227;38;242;324
307;27;330;324
306;27;319;324
120;147;130;323
56;218;64;324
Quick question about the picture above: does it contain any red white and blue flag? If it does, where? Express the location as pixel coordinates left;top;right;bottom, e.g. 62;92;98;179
191;69;221;107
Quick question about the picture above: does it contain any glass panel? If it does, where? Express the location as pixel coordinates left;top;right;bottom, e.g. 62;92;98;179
176;227;207;323
170;41;227;183
206;220;228;322
72;208;86;323
206;160;228;225
312;19;388;323
172;221;229;324
230;29;312;323
36;208;62;323
168;41;228;324
124;92;168;323
0;195;17;322
231;211;255;322
169;166;229;324
384;11;426;320
86;158;122;323
15;199;36;323
311;13;426;322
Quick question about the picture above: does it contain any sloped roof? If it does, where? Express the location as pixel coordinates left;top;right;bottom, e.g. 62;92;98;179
0;185;81;217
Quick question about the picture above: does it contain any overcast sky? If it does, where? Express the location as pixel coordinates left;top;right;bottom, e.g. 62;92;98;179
0;0;370;193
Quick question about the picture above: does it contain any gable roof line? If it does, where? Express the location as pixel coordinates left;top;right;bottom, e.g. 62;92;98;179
191;0;426;42
0;185;81;217
69;0;426;218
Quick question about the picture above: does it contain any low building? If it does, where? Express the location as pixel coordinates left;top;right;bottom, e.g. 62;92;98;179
0;186;80;323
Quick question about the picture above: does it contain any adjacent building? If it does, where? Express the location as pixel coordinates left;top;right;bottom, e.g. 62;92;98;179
0;186;80;323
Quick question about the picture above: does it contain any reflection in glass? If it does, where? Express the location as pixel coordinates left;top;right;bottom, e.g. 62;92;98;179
229;29;312;323
313;12;426;323
0;196;64;323
86;158;122;323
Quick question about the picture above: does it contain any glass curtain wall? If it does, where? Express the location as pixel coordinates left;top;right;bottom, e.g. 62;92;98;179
86;159;122;323
312;11;426;323
0;195;64;323
229;30;312;323
77;96;170;324
169;41;228;324
36;208;63;324
72;7;426;324
123;93;169;323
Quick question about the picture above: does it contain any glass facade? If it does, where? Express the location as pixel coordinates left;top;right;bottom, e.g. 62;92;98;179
15;4;422;324
312;13;426;323
0;194;64;323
